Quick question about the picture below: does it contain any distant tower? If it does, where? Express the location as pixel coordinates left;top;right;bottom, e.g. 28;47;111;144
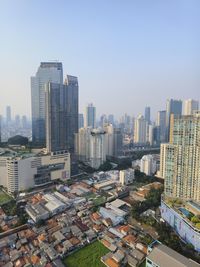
144;106;151;124
78;114;84;129
156;110;167;143
108;114;114;125
31;62;63;146
166;99;182;141
6;106;11;125
134;114;147;144
184;99;199;115
85;103;96;129
22;115;27;129
15;115;20;128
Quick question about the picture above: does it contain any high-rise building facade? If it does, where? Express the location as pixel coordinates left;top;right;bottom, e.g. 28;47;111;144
166;99;182;141
31;62;63;146
108;114;114;125
64;75;79;153
184;99;199;115
45;83;65;152
156;110;167;143
6;106;11;125
134;114;147;144
90;129;106;169
45;75;78;153
85;103;96;128
160;112;200;201
78;113;84;129
144;106;151;124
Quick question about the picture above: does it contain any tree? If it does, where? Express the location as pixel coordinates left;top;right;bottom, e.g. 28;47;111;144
191;216;200;224
8;135;28;146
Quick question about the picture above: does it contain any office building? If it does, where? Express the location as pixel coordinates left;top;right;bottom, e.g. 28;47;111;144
144;106;151;124
79;113;84;129
31;62;63;146
15;115;20;128
160;112;200;201
0;149;70;193
156;110;167;143
184;99;199;115
85;103;96;128
45;76;78;153
134;114;147;144
108;114;114;125
22;115;28;129
113;127;123;156
166;99;182;140
63;75;79;153
6;106;11;125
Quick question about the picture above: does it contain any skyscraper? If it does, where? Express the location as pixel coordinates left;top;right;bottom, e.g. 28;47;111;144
184;99;199;115
144;106;151;124
156;110;167;143
160;112;200;201
166;99;182;141
78;114;84;129
6;106;11;125
85;103;96;128
108;114;114;125
45;75;78;153
134;114;147;144
64;75;79;153
90;129;106;169
45;82;65;152
31;62;63;146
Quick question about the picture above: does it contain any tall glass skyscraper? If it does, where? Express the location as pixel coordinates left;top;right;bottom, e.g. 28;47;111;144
45;75;78;153
166;99;182;141
144;106;151;125
85;103;96;129
31;62;63;146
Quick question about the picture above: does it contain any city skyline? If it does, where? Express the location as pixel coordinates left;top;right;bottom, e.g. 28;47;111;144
0;1;199;118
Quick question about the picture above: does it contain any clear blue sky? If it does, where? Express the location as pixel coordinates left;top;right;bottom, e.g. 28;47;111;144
0;0;199;119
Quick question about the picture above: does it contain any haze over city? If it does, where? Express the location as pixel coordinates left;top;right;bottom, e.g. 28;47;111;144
0;0;199;119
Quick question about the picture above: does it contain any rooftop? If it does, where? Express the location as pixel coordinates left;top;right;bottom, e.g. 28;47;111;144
147;244;200;267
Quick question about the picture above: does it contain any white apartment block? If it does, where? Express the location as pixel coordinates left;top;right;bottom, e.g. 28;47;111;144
119;168;135;185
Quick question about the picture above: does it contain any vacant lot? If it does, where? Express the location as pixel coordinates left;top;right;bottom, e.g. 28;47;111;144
63;241;109;267
0;190;12;205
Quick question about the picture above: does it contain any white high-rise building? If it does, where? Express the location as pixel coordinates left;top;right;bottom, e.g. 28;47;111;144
85;103;96;129
75;127;91;161
90;129;106;169
104;124;114;157
134;114;147;144
31;62;63;145
184;99;199;115
140;155;156;176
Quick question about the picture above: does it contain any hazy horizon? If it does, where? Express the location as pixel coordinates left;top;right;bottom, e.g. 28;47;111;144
0;0;199;120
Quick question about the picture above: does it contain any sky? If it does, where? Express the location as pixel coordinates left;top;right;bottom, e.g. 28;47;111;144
0;0;199;120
